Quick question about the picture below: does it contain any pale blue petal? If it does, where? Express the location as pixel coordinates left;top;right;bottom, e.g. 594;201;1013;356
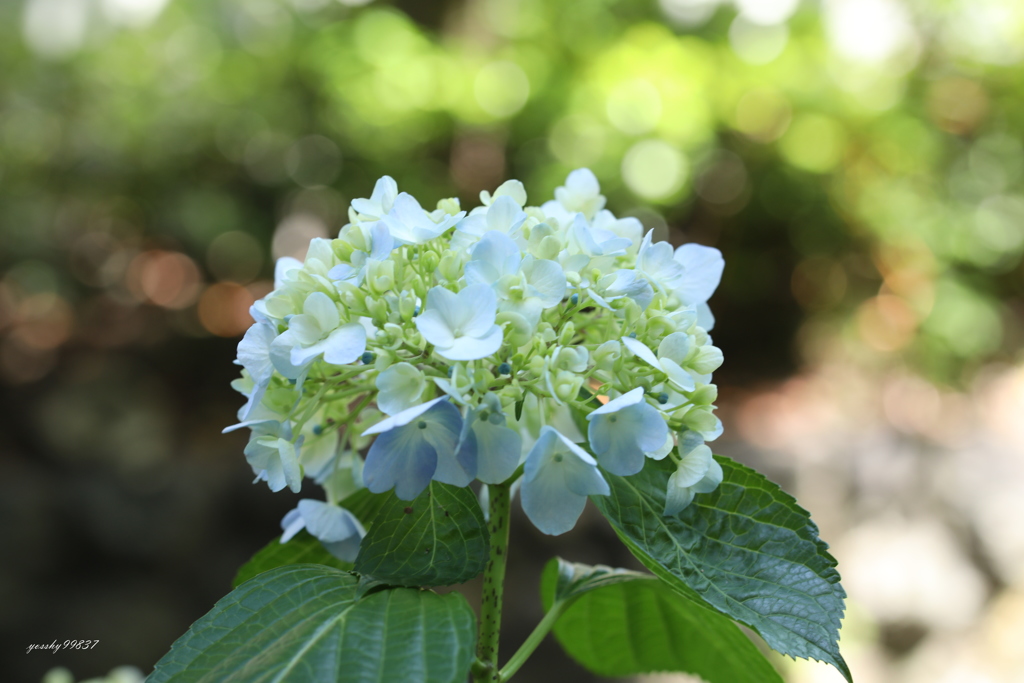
274;257;302;288
661;357;696;392
369;221;395;260
470;231;521;278
588;387;644;416
674;244;725;305
456;284;499;338
280;508;305;543
303;292;340;332
321;323;367;365
524;258;566;308
288;314;323;346
322;536;364;563
439;326;502;360
673;444;713;488
696;302;715;331
521;464;588;536
363;396;447;435
691;457;723;494
421;401;476;487
297;499;366;544
587;403;667;476
664;474;696;516
622;336;660;369
363;426;437;500
415;308;456;349
658;332;692;365
471;397;522;485
328;263;356;282
237;322;276;384
376;362;425;416
487;195;527;233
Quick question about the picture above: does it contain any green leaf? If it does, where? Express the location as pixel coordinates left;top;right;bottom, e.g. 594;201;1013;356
540;558;784;682
354;481;489;586
150;565;476;683
232;531;351;588
594;456;851;681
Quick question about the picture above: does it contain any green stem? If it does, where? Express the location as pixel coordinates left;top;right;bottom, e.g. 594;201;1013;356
474;481;511;682
497;600;569;682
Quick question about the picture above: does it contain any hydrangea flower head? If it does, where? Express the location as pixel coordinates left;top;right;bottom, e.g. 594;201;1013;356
228;168;726;540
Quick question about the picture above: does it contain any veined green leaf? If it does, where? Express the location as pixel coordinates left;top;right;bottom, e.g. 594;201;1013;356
232;531;351;588
354;481;489;586
540;558;784;682
594;456;851;681
150;565;476;683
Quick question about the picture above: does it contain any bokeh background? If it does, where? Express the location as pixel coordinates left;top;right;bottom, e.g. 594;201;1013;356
3;0;1024;681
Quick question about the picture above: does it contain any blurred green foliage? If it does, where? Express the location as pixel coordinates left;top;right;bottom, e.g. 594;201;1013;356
2;0;1023;387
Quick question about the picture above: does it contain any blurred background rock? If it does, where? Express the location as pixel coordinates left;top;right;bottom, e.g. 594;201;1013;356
2;0;1023;681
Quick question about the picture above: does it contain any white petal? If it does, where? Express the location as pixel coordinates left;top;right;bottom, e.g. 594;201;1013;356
321;323;367;365
588;387;645;417
362;396;448;436
280;507;305;543
660;357;696;392
657;332;692;365
274;257;302;289
376;362;426;416
622;336;660;369
523;259;566;308
415;309;456;349
696;302;715;331
438;326;503;361
237;322;276;384
303;292;340;333
674;244;724;305
673;444;713;488
456;284;499;338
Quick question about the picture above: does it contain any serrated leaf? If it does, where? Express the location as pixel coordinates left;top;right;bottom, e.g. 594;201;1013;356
232;531;351;588
594;456;851;681
150;565;476;683
354;481;489;586
540;558;784;682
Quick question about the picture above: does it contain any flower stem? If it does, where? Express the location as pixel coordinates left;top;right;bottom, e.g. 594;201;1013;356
474;481;511;682
497;600;568;682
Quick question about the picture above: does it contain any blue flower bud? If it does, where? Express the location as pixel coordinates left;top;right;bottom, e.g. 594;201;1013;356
498;362;511;375
658;392;669;405
312;424;323;435
570;293;579;306
361;351;375;365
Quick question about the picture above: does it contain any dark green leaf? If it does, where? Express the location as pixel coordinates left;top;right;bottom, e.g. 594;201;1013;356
150;565;476;683
354;481;488;586
233;531;351;588
594;456;850;681
540;559;783;682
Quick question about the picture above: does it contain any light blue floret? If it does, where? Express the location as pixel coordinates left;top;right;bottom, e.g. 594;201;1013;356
362;399;477;500
586;388;668;476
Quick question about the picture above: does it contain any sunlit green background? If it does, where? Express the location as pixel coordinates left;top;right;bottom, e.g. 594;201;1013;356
4;0;1024;681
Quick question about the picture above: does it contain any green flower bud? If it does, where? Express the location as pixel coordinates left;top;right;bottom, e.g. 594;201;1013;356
691;346;724;375
683;405;719;434
558;322;576;345
565;271;582;286
439;252;462;282
593;340;622;371
366;296;388;326
527;355;547;376
553;370;583;402
687;383;718;406
399;291;418;321
421;251;440;274
436;197;461;215
366;259;395;295
496;311;533;349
